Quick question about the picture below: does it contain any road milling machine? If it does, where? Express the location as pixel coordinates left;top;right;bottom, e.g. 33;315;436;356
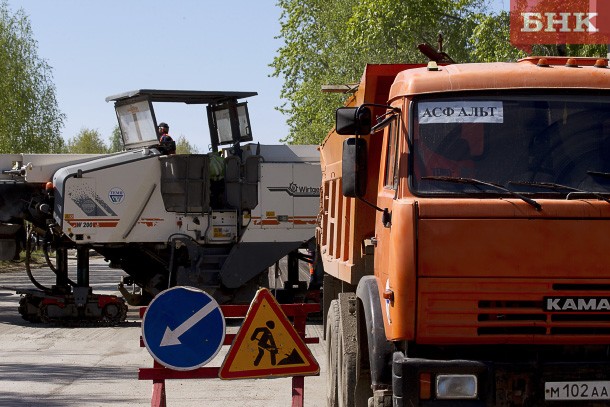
0;90;321;325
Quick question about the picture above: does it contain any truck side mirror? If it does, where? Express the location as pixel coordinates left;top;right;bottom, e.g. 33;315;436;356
336;107;372;135
342;137;367;197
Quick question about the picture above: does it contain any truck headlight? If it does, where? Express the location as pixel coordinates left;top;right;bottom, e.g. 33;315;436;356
436;374;478;399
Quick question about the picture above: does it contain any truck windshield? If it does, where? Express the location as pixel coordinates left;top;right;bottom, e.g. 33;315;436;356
411;92;610;196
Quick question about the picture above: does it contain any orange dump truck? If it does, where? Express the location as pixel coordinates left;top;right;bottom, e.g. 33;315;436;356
319;57;610;406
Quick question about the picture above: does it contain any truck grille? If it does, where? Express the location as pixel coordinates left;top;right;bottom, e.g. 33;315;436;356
417;279;610;343
478;299;610;335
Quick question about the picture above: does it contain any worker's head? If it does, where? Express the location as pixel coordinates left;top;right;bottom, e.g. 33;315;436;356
158;122;169;134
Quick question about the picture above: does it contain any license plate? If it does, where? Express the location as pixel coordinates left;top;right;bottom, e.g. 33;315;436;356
545;381;610;400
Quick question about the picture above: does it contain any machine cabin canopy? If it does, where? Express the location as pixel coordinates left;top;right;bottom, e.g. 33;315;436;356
105;89;258;152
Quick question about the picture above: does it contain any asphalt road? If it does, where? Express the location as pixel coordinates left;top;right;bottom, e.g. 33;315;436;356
0;257;326;406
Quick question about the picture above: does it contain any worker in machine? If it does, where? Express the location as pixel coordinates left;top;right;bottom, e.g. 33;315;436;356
157;122;176;154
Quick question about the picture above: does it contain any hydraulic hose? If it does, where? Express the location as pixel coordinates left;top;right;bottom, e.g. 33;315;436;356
25;226;77;291
43;240;57;273
24;226;51;292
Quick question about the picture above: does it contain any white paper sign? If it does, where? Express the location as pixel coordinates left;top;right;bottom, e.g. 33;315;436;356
418;101;503;124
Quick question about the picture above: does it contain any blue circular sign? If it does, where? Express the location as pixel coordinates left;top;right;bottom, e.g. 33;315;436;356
142;286;225;370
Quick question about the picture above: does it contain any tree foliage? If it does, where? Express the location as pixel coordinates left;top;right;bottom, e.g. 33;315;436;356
272;1;608;145
271;0;355;144
108;125;123;153
0;1;65;153
65;128;108;154
468;11;526;62
272;0;486;145
175;136;199;154
66;127;198;155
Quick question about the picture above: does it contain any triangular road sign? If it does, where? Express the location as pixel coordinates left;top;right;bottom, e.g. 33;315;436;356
219;288;319;379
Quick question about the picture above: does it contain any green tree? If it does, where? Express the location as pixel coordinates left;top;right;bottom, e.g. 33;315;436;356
65;128;108;154
108;125;123;153
175;136;199;154
272;0;485;145
0;1;65;153
272;1;608;145
346;0;486;64
468;11;526;62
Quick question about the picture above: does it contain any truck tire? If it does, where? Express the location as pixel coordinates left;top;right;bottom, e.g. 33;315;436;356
341;293;374;407
337;293;357;407
369;390;393;407
338;318;357;407
326;299;340;407
328;294;371;407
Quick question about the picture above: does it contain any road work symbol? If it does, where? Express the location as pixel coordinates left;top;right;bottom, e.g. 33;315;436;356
142;286;225;371
252;321;278;366
219;288;318;379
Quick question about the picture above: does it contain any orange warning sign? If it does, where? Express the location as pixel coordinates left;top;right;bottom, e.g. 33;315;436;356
219;288;319;379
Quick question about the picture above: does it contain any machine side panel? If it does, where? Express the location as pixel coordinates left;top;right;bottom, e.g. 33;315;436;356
255;163;294;228
293;163;321;229
59;156;181;243
252;162;320;230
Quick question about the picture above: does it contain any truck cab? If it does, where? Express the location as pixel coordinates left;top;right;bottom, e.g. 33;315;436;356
321;57;610;406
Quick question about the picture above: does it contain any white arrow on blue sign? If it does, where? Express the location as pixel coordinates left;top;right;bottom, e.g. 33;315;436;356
142;286;225;371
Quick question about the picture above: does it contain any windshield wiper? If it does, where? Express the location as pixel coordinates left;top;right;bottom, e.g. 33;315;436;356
508;180;610;204
422;176;542;211
508;180;578;192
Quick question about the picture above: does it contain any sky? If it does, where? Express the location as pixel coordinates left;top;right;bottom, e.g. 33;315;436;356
7;1;510;152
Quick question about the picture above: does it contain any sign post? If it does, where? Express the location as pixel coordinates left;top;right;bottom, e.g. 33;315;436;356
139;297;320;407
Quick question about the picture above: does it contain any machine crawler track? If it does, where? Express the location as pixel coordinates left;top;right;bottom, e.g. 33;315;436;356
16;289;127;327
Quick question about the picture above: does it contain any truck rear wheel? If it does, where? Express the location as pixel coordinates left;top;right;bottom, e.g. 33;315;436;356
327;294;371;407
341;293;373;407
326;299;340;407
338;314;357;406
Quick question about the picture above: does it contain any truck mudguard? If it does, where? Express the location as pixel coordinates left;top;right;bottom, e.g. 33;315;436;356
356;275;393;387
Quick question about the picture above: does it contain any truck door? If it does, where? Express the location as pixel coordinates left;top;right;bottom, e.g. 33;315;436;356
374;115;401;293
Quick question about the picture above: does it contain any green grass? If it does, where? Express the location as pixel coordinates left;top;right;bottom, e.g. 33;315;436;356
0;250;46;274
